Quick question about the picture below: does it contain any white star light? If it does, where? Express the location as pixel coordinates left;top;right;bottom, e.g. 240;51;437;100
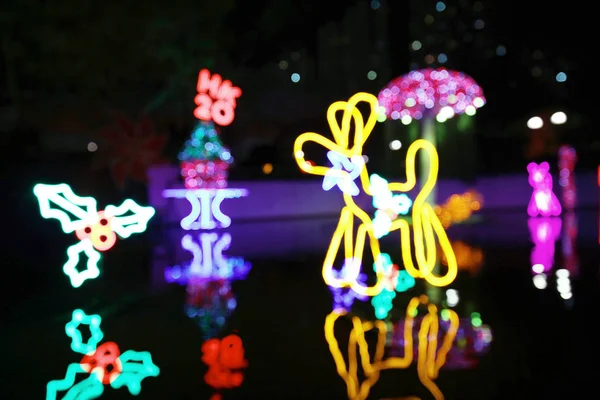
322;151;365;196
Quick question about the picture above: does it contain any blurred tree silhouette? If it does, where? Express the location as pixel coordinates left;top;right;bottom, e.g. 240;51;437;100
2;0;235;111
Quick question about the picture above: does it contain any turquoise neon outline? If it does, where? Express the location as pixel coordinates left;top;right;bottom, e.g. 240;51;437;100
104;199;156;239
34;183;98;233
396;270;416;292
370;253;415;319
65;309;104;355
370;174;413;239
370;174;413;215
110;350;160;395
46;363;104;400
63;240;102;288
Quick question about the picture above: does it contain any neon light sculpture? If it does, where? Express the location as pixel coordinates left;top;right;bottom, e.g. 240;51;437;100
194;69;241;127
162;188;248;230
46;309;159;400
164;232;251;337
325;295;458;400
163;69;247;230
293;92;457;294
528;217;562;290
329;260;368;311
378;69;486;206
371;253;415;319
558;145;577;210
322;150;365;196
179;122;234;189
370;174;412;239
527;162;562;217
33;183;155;287
202;333;248;399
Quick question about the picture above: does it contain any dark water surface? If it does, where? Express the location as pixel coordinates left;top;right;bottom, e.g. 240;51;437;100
2;209;599;399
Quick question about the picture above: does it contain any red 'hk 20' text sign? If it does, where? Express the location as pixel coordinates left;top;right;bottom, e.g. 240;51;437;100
194;69;242;126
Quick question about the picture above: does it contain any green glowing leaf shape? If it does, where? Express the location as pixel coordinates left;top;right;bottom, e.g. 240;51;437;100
33;183;98;233
46;363;104;400
104;199;155;239
63;241;102;288
65;309;104;355
110;350;160;395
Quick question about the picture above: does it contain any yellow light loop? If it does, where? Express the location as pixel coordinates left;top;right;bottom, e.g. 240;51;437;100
324;295;459;400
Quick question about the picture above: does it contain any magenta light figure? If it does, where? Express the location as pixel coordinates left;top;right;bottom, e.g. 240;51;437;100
527;161;562;217
528;217;562;274
558;145;577;210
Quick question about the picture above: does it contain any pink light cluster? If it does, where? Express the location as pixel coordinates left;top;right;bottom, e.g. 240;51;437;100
527;162;562;217
528;217;562;273
377;68;485;120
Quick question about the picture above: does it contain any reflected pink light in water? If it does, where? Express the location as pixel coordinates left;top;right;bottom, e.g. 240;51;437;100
527;162;562;217
528;217;562;273
561;212;579;278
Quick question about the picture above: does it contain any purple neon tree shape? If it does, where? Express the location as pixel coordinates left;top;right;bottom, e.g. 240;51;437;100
377;68;486;204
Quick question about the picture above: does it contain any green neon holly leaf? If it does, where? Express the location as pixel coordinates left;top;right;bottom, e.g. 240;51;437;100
110;350;160;395
33;183;98;233
65;309;104;355
104;199;155;239
46;363;104;400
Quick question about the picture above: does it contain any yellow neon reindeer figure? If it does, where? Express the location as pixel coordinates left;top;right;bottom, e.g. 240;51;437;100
294;92;386;296
294;92;457;293
324;295;459;400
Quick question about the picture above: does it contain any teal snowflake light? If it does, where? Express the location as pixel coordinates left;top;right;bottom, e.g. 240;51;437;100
370;253;416;319
46;309;160;400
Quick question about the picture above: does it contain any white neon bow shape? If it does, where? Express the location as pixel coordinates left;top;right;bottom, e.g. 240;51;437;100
370;174;413;239
322;151;365;196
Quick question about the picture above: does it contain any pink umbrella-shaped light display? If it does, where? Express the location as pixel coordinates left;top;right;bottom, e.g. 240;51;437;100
378;68;486;204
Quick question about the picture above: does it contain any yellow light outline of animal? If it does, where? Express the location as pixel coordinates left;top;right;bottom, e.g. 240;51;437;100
294;92;457;291
294;92;384;296
324;295;459;400
385;139;458;286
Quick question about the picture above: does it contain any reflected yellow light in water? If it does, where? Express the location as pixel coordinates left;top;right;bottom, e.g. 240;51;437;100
294;93;457;291
440;240;484;275
324;295;459;400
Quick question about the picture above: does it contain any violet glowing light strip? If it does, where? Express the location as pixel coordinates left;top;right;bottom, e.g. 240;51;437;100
162;188;248;230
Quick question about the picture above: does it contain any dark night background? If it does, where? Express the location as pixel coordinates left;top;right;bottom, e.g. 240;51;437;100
1;1;599;400
1;0;596;190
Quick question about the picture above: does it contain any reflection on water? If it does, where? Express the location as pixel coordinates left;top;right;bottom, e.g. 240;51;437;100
201;333;248;400
389;313;492;370
162;231;251;336
325;295;491;400
440;240;484;276
528;212;578;305
159;229;251;398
